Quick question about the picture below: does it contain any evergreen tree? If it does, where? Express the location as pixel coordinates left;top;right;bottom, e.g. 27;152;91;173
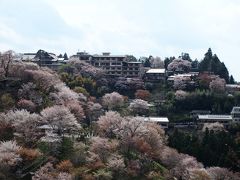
199;48;212;72
191;59;199;70
143;58;151;67
229;75;235;84
181;52;192;61
199;48;229;82
63;53;68;60
164;56;175;69
219;62;229;83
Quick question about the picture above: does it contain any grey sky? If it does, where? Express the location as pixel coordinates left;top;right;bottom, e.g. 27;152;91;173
0;0;239;80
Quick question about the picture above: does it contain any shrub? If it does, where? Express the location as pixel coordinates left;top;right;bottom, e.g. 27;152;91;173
0;93;15;110
56;160;73;172
18;148;42;161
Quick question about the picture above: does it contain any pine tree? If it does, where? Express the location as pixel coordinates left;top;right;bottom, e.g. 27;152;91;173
229;75;235;84
199;48;229;82
63;53;68;60
199;48;212;72
144;58;151;67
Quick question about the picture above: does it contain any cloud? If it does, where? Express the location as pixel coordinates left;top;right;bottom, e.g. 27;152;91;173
0;0;239;80
0;0;83;54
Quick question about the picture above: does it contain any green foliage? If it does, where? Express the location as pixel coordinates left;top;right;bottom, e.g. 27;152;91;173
229;75;235;84
149;161;167;174
93;169;112;180
199;48;230;83
168;129;240;171
63;52;68;60
143;58;151;67
181;52;192;61
58;137;74;160
59;64;74;74
60;73;98;96
38;138;74;160
164;57;175;69
170;89;237;115
0;93;15;110
74;86;89;97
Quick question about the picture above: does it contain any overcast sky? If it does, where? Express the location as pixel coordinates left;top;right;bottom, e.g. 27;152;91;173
0;0;239;80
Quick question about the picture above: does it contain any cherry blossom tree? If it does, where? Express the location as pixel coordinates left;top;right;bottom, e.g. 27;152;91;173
171;155;203;179
32;162;72;180
17;99;36;112
41;105;81;135
18;82;43;106
97;112;165;157
86;101;104;123
202;122;225;132
209;77;226;93
173;76;191;90
65;102;85;123
0;140;22;167
167;58;191;72
0;50;14;78
106;154;125;172
175;90;189;100
53;82;81;104
129;99;151;115
207;167;240;180
183;168;211;180
159;146;182;169
24;69;60;91
97;111;124;138
0;67;5;80
8;61;39;79
102;92;124;110
3;110;42;145
68;59;105;79
89;136;117;162
117;117;165;156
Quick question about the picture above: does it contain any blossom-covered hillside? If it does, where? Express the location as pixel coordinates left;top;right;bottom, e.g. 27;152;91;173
0;51;239;179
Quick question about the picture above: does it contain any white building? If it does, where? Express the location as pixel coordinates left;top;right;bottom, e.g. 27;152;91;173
197;115;232;127
145;68;166;82
143;117;169;129
231;107;240;122
226;84;240;93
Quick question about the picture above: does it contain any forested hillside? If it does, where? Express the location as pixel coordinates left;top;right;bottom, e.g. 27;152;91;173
0;50;239;179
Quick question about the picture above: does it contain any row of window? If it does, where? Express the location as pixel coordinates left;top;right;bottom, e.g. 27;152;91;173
107;71;122;75
93;57;124;61
123;68;139;70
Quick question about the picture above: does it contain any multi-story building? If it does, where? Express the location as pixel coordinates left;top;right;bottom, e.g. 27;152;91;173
123;61;143;77
71;52;143;77
21;50;66;70
90;53;125;76
231;107;240;122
